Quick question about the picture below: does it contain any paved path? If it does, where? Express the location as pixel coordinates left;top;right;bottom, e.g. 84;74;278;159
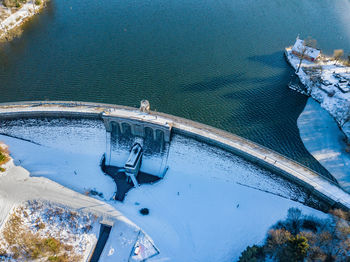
0;161;144;261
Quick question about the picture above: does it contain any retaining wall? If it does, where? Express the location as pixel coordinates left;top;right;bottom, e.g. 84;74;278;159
1;101;349;210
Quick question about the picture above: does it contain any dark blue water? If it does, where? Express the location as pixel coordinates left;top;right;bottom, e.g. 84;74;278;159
0;0;349;175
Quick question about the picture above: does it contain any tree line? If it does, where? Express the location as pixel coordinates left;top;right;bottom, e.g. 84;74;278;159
238;208;350;262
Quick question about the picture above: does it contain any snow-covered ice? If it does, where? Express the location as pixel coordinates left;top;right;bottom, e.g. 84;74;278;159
112;135;329;261
298;99;350;192
0;117;329;261
0;118;116;199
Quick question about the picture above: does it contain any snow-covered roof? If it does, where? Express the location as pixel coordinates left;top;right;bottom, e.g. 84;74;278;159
292;39;320;59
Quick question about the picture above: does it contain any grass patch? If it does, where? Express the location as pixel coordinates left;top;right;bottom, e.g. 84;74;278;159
0;144;10;167
3;0;27;8
0;152;6;164
0;203;88;261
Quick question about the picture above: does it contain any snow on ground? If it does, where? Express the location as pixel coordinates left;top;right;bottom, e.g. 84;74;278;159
0;201;99;261
285;48;350;140
112;135;328;261
0;118;329;261
0;118;116;199
298;98;350;192
0;154;149;262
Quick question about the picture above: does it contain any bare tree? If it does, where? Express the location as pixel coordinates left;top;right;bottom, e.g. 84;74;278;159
296;37;317;73
32;0;36;15
333;49;344;64
286;208;303;235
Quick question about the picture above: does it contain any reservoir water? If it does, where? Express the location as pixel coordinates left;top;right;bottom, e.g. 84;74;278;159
0;0;349;175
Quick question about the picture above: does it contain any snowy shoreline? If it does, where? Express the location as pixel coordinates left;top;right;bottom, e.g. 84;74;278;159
298;99;350;193
284;48;350;143
0;0;46;41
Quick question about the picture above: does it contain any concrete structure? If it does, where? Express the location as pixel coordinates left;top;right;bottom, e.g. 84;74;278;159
124;143;143;187
0;101;350;211
102;107;172;165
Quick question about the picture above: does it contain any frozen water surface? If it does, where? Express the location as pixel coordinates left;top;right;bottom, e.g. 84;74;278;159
0;117;327;261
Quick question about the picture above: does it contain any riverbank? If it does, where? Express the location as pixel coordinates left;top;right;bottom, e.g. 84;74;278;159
284;47;350;145
0;0;45;41
298;99;350;193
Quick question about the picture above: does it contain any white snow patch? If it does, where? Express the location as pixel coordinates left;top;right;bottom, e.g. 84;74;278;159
0;119;116;199
298;99;350;192
0;118;330;261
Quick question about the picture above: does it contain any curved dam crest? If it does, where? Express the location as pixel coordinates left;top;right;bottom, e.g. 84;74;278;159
0;100;349;211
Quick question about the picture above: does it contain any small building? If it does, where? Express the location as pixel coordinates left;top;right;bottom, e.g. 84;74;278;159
124;143;143;187
291;37;320;62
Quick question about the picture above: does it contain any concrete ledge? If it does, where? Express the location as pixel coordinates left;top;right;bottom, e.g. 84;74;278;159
0;101;349;210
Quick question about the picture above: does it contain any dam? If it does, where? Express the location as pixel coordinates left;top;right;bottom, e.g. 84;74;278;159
1;100;350;260
0;100;349;211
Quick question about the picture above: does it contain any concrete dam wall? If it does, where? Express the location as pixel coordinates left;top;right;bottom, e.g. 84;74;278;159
0;101;349;211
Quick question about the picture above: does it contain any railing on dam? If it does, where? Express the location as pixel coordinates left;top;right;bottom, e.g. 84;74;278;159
0;100;349;210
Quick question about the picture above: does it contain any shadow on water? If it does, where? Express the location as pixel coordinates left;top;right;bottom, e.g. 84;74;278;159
181;73;246;92
247;51;287;69
179;71;335;181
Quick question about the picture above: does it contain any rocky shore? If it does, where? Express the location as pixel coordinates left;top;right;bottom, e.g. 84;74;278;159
0;0;46;41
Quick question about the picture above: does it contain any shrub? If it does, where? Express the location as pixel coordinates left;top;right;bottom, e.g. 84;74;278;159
333;49;344;64
0;145;10;166
0;152;7;164
265;229;291;255
278;235;309;262
37;222;46;230
45;238;60;253
140;208;149;215
89;189;103;198
302;219;318;232
239;208;350;261
238;245;265;262
3;0;26;8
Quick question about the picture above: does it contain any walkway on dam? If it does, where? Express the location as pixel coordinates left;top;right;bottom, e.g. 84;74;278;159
0;101;350;210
